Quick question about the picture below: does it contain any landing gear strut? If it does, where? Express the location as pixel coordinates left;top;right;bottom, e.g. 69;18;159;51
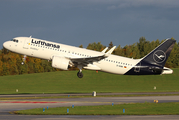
21;55;27;65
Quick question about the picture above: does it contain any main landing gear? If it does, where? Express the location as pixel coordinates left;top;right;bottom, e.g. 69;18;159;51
77;65;83;78
77;71;83;78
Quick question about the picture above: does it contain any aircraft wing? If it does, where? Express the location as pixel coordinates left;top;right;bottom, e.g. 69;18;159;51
68;46;116;66
69;55;106;66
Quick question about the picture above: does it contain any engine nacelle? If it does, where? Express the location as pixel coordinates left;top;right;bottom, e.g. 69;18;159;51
52;56;70;70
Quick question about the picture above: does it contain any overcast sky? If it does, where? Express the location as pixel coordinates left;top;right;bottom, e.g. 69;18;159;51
1;0;179;49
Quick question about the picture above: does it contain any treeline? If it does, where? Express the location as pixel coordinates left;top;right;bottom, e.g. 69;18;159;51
87;37;179;68
0;37;179;76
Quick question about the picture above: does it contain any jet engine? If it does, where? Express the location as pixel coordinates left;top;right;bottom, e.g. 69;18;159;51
52;56;70;70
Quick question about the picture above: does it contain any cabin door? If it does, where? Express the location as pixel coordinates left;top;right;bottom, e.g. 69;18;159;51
23;38;30;49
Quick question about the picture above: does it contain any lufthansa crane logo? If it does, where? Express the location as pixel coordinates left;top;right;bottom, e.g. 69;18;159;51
153;50;166;63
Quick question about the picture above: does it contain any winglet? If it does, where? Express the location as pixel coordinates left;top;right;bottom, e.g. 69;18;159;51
101;47;108;53
104;46;116;57
106;46;116;54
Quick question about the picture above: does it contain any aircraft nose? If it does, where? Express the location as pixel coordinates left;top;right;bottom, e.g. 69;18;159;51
3;41;11;49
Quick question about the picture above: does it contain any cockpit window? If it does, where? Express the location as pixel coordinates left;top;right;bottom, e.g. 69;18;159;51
11;39;18;43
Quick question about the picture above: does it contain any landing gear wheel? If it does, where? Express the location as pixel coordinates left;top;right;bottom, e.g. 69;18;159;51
77;72;83;78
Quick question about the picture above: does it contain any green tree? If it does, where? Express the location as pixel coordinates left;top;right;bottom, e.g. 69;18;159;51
19;64;28;74
2;63;10;76
114;45;125;57
1;47;9;54
108;41;113;49
137;37;147;58
79;45;83;48
165;42;179;68
41;60;53;72
0;60;3;76
34;58;44;73
86;42;104;51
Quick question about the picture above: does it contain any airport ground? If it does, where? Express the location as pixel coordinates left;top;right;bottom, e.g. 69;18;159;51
0;93;179;120
1;69;179;119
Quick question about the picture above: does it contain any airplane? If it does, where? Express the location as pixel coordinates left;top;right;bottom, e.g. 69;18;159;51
3;37;176;78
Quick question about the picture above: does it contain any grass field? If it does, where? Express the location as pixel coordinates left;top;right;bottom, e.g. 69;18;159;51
0;68;179;94
15;102;179;115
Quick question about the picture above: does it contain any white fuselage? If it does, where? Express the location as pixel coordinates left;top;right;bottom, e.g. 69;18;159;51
3;37;141;75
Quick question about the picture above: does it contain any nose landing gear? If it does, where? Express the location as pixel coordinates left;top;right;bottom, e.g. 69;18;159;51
21;55;27;65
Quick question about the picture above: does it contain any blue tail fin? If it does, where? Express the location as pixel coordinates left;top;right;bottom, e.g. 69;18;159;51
125;38;176;75
142;38;176;67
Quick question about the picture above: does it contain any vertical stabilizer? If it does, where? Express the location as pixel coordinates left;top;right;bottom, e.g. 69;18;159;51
125;38;176;75
141;38;176;67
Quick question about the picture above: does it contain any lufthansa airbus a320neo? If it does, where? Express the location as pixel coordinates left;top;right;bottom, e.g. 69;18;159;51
3;37;176;78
